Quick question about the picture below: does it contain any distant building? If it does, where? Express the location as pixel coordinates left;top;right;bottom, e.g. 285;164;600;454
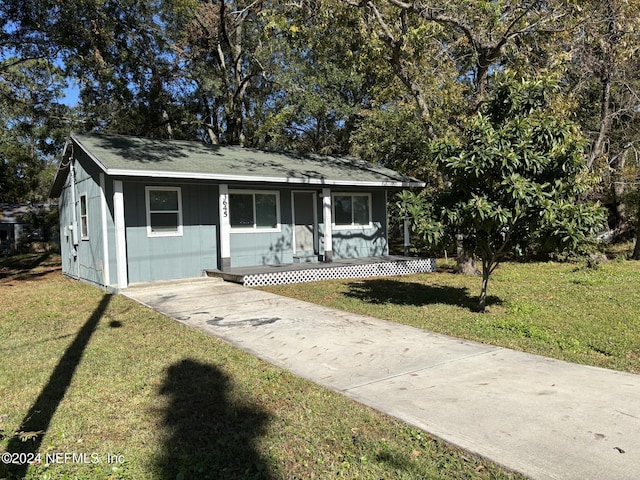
0;203;52;255
1;204;29;254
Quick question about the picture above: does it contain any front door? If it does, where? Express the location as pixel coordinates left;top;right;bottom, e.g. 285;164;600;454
293;191;317;255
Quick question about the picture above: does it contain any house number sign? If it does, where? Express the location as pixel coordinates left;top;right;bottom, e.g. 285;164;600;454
221;194;229;218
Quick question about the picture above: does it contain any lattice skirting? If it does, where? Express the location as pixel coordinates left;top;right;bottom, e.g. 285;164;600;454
243;258;436;287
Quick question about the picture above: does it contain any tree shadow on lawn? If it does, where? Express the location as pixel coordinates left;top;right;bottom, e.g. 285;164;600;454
156;359;275;480
0;253;60;283
0;294;112;479
344;279;501;311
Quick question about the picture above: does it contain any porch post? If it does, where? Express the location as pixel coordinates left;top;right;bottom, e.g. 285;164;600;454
99;173;110;287
219;184;231;271
113;180;128;289
322;188;333;262
404;218;411;256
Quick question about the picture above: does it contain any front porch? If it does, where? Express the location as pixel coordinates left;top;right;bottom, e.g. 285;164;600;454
205;255;436;287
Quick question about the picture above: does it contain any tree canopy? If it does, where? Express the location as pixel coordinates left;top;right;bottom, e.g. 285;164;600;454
400;74;605;311
0;0;638;255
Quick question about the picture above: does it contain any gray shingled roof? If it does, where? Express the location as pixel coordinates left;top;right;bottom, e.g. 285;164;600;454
50;133;424;197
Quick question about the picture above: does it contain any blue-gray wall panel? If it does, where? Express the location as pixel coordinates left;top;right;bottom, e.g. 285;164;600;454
228;188;295;267
230;226;294;267
319;190;389;259
123;181;218;283
58;185;74;277
58;151;112;287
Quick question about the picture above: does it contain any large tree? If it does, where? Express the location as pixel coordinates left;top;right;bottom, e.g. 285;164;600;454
349;0;574;273
162;0;273;144
401;74;605;312
1;1;71;203
350;0;570;121
563;0;640;233
254;0;389;154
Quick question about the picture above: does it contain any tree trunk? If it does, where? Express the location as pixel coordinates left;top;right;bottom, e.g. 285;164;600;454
587;0;617;170
632;236;640;260
456;235;480;275
612;154;627;228
633;217;640;260
588;74;613;170
478;263;490;313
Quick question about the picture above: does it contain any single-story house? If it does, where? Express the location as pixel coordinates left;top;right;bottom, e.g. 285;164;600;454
49;132;431;290
0;203;50;254
0;204;28;254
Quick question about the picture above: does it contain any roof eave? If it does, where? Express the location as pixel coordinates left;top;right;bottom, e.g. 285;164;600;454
105;168;425;188
49;134;114;198
48;138;73;198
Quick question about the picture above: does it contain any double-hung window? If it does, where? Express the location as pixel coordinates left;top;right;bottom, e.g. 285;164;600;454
333;193;371;228
79;194;89;240
229;190;280;232
146;186;183;237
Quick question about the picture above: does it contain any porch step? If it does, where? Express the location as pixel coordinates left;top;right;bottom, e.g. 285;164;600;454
293;253;319;264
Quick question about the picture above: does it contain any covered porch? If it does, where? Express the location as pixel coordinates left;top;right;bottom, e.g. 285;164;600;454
205;255;436;287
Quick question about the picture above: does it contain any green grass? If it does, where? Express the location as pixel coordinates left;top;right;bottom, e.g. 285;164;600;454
263;254;640;374
0;254;522;479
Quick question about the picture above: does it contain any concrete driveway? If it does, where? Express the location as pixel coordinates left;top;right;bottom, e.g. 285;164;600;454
124;278;640;480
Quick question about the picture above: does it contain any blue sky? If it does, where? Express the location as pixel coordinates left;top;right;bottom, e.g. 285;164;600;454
61;82;80;107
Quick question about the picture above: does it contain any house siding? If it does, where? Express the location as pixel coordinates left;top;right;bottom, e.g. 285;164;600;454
58;185;74;277
59;172;389;284
123;181;218;284
229;187;294;267
226;188;388;267
229;227;294;267
319;190;389;259
58;151;113;287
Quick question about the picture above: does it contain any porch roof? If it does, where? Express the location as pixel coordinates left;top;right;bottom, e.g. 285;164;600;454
50;132;425;198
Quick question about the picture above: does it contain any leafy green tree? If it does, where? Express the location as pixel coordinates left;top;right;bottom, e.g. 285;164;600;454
617;146;640;259
351;102;441;190
1;1;72;202
0;57;69;203
350;0;575;273
352;0;570;120
250;0;392;154
401;74;605;312
561;0;640;231
58;0;180;137
163;0;273;144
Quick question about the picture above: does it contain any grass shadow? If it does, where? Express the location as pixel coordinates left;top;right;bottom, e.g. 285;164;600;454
156;359;275;479
0;253;60;283
344;279;501;311
0;294;111;479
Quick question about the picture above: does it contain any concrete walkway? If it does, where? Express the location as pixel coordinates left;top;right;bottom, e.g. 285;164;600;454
124;278;640;480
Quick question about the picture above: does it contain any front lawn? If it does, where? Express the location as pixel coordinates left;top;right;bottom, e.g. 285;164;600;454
0;254;522;479
264;257;640;374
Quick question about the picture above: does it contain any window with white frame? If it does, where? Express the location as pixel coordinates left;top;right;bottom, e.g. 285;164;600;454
146;187;183;237
79;194;89;239
333;193;371;227
229;190;280;231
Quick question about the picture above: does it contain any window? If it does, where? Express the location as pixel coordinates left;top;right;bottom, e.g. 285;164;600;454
333;193;371;228
230;191;280;231
80;194;89;239
146;187;183;237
